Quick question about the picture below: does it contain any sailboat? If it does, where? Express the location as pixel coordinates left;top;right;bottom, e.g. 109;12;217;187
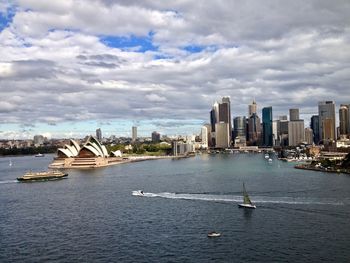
238;183;256;209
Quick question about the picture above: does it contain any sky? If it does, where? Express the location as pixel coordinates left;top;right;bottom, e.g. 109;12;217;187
0;0;350;139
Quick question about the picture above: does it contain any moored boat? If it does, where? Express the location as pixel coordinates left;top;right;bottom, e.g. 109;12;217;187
17;170;68;182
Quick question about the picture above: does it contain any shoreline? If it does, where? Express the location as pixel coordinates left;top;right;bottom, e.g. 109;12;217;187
49;155;190;169
294;164;350;175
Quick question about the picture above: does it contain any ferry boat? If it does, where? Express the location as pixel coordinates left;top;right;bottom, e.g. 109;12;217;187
17;170;68;182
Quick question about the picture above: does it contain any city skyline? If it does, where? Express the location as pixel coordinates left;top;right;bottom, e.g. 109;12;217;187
1;1;350;139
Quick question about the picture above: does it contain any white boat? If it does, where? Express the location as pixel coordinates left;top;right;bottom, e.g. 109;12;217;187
132;190;144;196
9;159;12;167
207;231;221;237
35;153;45;157
268;158;273;163
238;183;256;209
264;154;269;159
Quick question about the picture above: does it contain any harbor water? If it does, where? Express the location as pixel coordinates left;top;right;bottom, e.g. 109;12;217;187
1;153;350;262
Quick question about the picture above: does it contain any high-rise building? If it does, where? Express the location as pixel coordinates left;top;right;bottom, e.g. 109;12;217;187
262;107;273;146
289;108;300;121
310;115;320;144
209;97;232;148
233;116;246;138
201;126;209;149
339;104;349;136
215;122;230;148
248;113;261;146
278;119;289;146
318;101;336;141
248;99;257;117
33;135;44;146
288;120;305;146
96;128;102;142
151;131;160;142
279;115;288;121
132;126;137;142
305;128;314;145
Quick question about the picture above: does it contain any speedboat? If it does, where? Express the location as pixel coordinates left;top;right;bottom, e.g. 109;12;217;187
207;231;221;237
132;190;144;196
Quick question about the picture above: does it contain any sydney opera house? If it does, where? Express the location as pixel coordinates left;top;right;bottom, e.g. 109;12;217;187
50;136;123;168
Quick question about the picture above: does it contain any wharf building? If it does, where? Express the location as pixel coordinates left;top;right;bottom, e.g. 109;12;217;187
318;101;336;142
262;107;273;146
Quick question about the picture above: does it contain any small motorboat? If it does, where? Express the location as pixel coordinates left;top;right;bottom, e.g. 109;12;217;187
132;190;145;196
207;231;221;237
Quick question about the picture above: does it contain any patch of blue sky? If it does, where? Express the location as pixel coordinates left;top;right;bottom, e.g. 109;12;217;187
183;44;219;53
0;6;16;32
100;32;158;53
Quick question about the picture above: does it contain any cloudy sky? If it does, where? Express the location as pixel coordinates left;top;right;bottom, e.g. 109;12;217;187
0;0;350;139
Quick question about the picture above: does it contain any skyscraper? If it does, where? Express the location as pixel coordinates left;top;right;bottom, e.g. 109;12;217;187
288;120;305;146
248;99;257;117
310;115;320;144
318;101;336;141
201;126;209;149
339;104;349;136
289;108;300;121
305;128;314;145
209;97;232;148
233;116;246;138
132;126;137;143
262;106;273;146
248;113;261;146
96;128;102;142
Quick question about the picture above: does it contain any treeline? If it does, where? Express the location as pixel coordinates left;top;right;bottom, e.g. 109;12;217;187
0;146;57;156
107;143;172;155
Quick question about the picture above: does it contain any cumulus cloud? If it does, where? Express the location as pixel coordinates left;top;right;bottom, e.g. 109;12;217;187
0;0;349;138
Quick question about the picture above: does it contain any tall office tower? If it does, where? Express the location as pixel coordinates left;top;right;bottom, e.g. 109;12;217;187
288;120;305;146
289;108;300;121
318;101;336;141
279;119;289;147
151;131;160;142
310;115;320;144
272;120;278;146
248;113;262;146
132;126;137;142
262;107;273;146
339;104;349;136
210;101;219;132
305;128;314;145
233;116;246;138
210;97;232;148
201;126;209;148
248;99;257;117
96;128;102;142
221;96;232;142
215;122;230;148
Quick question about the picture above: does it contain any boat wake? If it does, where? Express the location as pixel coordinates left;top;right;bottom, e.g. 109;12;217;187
0;180;18;184
133;191;344;206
